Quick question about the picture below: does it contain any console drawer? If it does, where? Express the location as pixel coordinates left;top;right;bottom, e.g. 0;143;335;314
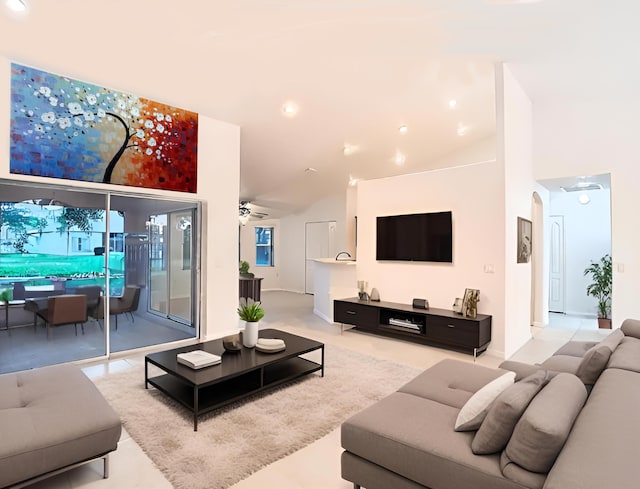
334;301;378;329
426;316;479;347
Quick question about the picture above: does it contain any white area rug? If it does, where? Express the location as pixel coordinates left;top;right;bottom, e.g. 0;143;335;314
93;344;420;489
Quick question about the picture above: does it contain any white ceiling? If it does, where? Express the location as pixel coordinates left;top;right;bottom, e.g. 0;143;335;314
1;1;638;218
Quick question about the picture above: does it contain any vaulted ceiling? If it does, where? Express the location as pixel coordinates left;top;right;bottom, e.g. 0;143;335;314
1;1;637;218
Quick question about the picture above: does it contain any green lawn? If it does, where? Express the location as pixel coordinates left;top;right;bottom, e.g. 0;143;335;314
0;252;124;278
0;252;127;295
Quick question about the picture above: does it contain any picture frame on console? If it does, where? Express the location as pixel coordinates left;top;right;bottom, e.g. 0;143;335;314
517;217;532;264
462;288;480;319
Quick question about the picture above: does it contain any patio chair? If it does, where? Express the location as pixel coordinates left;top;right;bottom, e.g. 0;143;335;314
69;285;103;321
95;286;141;330
35;294;88;339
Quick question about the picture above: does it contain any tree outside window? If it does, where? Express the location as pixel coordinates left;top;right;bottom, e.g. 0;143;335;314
255;227;274;267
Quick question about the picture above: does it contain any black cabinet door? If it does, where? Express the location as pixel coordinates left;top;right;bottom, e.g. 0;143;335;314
426;316;479;349
334;301;378;329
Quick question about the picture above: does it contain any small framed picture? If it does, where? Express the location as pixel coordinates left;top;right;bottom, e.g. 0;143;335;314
517;217;532;264
462;288;480;318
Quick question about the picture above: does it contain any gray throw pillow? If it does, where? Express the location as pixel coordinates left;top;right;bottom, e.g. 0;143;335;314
575;344;611;384
504;373;587;474
472;370;549;455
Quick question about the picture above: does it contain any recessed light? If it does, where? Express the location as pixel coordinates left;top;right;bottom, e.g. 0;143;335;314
398;125;408;134
282;102;298;117
393;151;406;166
6;0;26;11
343;144;358;156
348;175;359;187
457;123;468;136
305;167;318;173
578;194;591;205
448;99;457;109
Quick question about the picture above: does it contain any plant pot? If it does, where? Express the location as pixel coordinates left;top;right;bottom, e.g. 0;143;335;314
242;321;259;347
598;318;612;329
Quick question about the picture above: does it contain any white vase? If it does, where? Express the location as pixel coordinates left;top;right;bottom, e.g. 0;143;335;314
243;321;259;348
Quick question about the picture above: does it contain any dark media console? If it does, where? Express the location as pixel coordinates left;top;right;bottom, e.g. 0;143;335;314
334;298;491;358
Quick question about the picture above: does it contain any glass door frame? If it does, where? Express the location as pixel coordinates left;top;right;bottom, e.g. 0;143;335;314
0;179;202;373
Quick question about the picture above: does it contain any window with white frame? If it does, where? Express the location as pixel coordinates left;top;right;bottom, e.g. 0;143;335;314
255;227;274;266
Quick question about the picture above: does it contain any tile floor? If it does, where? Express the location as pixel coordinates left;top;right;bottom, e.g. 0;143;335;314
23;291;611;489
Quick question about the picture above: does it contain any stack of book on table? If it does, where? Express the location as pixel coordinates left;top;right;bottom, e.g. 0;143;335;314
177;350;222;369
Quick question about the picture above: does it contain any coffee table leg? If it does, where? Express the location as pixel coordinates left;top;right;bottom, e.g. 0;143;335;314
321;345;325;377
144;360;148;389
193;387;199;431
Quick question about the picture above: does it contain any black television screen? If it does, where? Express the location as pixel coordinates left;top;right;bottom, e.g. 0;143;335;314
376;211;453;262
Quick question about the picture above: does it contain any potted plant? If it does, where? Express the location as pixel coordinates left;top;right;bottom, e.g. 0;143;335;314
0;289;11;304
237;297;264;347
583;254;612;329
239;260;254;278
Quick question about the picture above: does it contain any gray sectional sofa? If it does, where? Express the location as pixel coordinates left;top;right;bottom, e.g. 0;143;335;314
341;319;640;489
0;363;122;488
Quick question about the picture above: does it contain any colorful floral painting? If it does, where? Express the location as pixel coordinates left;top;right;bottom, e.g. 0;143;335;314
10;63;198;193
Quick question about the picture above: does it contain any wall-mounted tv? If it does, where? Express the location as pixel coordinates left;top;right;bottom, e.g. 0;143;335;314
376;211;453;263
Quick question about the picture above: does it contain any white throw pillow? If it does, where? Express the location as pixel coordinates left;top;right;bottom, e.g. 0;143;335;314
454;371;516;431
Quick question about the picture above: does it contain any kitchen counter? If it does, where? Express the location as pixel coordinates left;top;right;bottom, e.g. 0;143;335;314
312;259;357;323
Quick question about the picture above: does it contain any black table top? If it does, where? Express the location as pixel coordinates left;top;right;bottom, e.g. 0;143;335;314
145;328;324;387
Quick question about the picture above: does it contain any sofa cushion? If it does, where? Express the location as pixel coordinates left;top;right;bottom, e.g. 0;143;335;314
504;373;586;474
472;370;548;455
575;345;612;384
598;328;624;351
553;341;598;357
542;345;610;385
0;375;23;410
607;336;640;373
544;368;640;489
0;364;122;488
498;361;545;381
620;318;640;339
454;371;515;431
342;392;526;489
500;452;547;489
539;355;581;375
399;358;509;409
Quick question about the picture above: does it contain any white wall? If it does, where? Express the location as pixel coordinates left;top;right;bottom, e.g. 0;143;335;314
533;96;640;326
548;189;611;316
428;136;496;170
356;161;507;356
268;138;497;296
0;56;240;340
277;194;349;293
497;64;537;357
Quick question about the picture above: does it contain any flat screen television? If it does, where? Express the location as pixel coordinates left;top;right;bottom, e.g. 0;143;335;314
376;211;453;262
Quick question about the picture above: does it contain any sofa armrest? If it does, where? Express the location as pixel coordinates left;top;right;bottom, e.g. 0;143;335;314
498;360;545;381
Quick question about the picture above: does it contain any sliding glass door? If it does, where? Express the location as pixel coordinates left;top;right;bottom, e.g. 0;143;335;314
109;196;198;353
148;208;196;325
0;181;200;372
0;185;109;372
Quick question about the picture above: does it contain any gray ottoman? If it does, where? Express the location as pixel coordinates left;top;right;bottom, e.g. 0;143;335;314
0;363;122;488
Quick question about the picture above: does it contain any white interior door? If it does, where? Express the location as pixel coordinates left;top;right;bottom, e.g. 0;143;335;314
305;221;336;294
549;215;565;313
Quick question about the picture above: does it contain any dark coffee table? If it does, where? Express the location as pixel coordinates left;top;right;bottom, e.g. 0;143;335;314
145;328;324;430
